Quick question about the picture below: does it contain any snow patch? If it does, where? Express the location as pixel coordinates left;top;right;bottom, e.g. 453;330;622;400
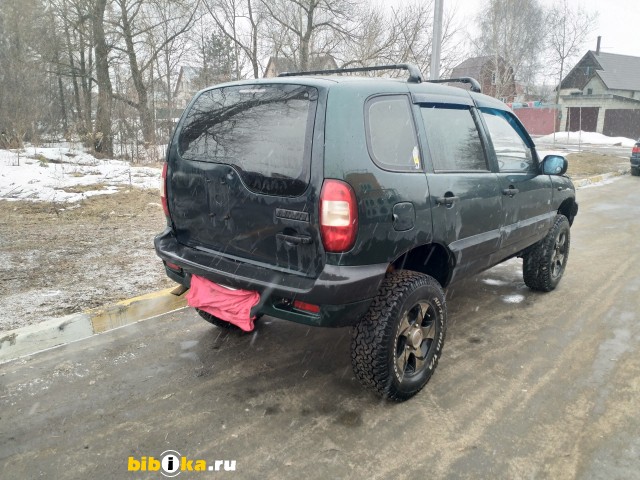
537;149;575;158
502;294;525;304
483;278;508;286
537;131;636;148
0;145;161;202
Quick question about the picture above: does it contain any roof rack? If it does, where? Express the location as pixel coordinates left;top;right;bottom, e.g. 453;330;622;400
426;77;482;93
278;63;423;84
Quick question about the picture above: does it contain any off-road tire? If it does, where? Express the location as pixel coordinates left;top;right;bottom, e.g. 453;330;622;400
196;308;243;331
351;270;446;402
631;166;640;177
523;214;571;292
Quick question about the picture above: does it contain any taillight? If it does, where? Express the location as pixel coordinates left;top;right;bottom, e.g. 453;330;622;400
161;162;170;218
319;179;358;253
633;145;640;154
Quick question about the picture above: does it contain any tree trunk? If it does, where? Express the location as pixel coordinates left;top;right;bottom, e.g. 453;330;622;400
299;1;316;70
62;0;83;131
93;0;113;155
248;0;260;78
119;0;154;146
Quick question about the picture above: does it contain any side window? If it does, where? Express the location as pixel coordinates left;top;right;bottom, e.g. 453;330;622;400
365;95;421;172
420;105;488;172
481;109;534;172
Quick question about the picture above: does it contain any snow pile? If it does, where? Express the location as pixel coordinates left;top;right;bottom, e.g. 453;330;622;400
537;149;571;159
537;131;636;148
0;145;161;203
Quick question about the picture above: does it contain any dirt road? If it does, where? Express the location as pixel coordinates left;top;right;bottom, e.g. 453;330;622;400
1;176;639;479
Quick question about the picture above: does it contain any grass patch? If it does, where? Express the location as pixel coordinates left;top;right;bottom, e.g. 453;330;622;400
58;184;113;194
566;152;629;179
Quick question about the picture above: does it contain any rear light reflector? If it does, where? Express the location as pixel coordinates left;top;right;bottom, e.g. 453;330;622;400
319;179;358;253
165;261;181;272
293;300;321;313
633;145;640;154
161;162;170;218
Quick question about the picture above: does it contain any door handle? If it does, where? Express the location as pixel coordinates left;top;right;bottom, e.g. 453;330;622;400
277;233;313;245
502;188;519;197
435;196;459;206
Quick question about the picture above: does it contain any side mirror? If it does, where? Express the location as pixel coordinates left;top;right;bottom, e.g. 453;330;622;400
541;155;568;175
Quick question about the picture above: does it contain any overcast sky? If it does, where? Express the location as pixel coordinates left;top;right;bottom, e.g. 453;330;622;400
379;0;640;57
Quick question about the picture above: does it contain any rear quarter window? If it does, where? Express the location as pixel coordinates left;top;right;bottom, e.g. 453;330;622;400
365;95;421;172
178;84;318;196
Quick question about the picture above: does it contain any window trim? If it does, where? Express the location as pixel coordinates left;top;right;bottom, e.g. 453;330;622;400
364;94;422;173
418;103;491;173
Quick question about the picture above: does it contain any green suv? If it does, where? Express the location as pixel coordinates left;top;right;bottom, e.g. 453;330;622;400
155;64;578;401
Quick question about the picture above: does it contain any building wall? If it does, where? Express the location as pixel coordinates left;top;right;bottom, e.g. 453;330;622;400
512;108;557;135
264;63;277;78
559;96;640;133
582;76;608;95
603;110;640;138
608;89;638;99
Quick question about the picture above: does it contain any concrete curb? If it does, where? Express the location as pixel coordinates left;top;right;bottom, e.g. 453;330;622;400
574;169;628;188
0;287;187;364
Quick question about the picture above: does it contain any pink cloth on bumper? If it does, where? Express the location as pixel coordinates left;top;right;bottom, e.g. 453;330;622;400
186;275;260;332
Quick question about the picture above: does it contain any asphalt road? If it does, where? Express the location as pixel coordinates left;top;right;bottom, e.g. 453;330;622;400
1;176;639;480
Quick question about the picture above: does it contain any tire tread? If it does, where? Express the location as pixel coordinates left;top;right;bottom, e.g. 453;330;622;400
351;270;446;402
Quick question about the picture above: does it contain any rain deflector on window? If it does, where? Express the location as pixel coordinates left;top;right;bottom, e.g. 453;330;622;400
178;84;318;196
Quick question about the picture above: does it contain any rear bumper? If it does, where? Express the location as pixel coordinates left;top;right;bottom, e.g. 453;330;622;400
631;156;640;168
154;228;387;327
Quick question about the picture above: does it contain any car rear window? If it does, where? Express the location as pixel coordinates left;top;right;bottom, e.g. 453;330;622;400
178;84;317;196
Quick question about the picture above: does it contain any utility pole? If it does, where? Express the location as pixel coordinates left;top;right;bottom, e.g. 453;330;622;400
430;0;444;80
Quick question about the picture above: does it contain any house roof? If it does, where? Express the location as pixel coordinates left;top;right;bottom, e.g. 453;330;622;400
174;66;202;96
561;51;640;92
450;56;494;79
264;55;337;77
591;51;640;91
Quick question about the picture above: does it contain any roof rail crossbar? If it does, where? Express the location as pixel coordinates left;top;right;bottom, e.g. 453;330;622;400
426;77;482;93
278;63;423;84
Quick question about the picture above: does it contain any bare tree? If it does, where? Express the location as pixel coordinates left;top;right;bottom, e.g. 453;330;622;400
546;0;598;108
0;0;52;147
112;0;197;146
338;1;463;80
474;0;545;99
260;0;358;70
93;0;113;154
150;0;194;138
202;0;263;79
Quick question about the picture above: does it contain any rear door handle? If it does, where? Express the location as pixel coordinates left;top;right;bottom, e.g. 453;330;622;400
435;196;459;206
502;188;519;197
277;233;313;245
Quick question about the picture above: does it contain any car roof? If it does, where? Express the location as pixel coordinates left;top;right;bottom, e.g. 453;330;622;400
197;75;512;112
